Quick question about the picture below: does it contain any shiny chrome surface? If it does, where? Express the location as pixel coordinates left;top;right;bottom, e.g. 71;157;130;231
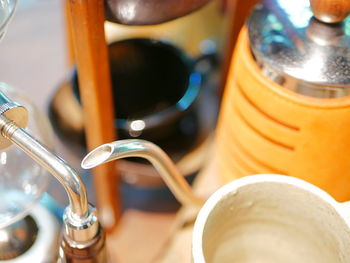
0;0;17;40
0;91;28;149
248;0;350;97
0;115;100;244
63;205;99;243
0;91;100;245
82;139;205;207
0;115;88;220
0;216;37;260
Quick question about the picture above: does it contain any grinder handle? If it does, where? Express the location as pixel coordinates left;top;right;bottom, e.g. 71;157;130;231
310;0;350;23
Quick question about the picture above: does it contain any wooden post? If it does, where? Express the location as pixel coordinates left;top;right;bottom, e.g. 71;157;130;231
66;0;121;231
63;0;75;66
219;0;259;98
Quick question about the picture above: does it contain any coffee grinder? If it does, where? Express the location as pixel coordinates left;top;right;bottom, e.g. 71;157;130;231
216;0;350;201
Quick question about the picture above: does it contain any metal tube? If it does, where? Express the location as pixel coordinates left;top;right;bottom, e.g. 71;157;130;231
0;93;102;254
0;115;88;219
82;139;204;207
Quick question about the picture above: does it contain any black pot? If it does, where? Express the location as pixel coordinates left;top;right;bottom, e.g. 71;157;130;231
49;38;219;212
70;38;217;159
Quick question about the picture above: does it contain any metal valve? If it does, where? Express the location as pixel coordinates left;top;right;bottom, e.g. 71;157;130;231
0;91;106;262
0;92;28;148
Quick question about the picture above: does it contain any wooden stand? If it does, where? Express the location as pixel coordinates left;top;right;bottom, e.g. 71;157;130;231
63;1;75;67
65;0;121;231
63;0;255;233
219;0;259;97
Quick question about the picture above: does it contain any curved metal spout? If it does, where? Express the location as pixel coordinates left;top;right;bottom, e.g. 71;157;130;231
0;92;100;248
82;139;204;207
0;115;88;220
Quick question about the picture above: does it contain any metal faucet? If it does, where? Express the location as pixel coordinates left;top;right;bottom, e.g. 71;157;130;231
0;92;106;262
82;139;205;207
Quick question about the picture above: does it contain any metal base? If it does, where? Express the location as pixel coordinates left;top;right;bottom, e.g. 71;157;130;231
0;204;59;263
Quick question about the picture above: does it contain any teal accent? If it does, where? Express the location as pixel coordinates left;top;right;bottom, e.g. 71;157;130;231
177;73;201;110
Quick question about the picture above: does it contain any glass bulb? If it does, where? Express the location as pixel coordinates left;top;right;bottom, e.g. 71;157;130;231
0;0;17;40
0;83;52;228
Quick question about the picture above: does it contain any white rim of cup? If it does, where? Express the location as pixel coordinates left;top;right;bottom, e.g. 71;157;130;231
191;174;350;263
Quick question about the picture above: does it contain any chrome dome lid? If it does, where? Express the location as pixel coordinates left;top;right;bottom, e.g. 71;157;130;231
248;0;350;87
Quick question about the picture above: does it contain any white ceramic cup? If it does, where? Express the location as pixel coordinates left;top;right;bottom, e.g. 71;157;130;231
192;174;350;263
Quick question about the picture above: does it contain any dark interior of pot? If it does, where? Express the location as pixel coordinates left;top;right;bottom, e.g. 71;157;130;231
73;38;190;120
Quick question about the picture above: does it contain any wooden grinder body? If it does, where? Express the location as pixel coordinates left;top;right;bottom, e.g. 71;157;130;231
216;27;350;201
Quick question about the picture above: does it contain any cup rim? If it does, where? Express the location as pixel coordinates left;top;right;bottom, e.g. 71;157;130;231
192;174;348;263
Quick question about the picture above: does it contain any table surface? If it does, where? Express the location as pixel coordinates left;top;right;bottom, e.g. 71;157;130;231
105;157;220;263
0;1;223;262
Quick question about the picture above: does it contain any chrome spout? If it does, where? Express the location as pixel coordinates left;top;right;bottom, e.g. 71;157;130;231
0;114;99;244
82;139;204;207
0;91;105;262
0;115;88;219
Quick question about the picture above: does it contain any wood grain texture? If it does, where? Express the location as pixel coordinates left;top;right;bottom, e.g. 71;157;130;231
218;0;259;98
310;0;350;23
66;0;121;231
63;1;75;66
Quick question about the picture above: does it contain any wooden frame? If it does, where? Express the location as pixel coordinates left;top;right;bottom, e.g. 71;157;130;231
64;0;259;235
65;0;121;232
219;0;259;97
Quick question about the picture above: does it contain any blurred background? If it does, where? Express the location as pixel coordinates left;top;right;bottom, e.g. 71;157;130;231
0;0;228;261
